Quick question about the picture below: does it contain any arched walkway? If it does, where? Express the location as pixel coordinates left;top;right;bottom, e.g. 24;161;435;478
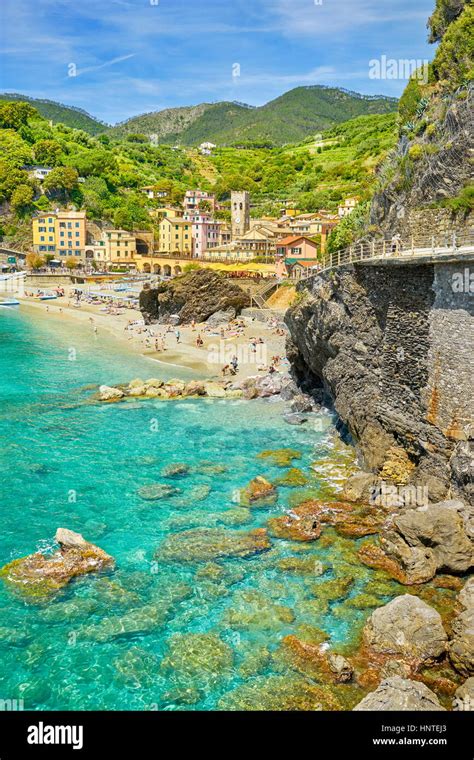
174;265;182;275
163;265;172;277
143;263;151;274
153;264;162;275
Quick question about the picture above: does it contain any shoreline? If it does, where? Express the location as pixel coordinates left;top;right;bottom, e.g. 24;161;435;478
14;293;289;380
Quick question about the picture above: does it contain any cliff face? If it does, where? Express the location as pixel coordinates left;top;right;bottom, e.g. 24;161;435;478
370;0;473;236
139;269;250;324
286;261;474;504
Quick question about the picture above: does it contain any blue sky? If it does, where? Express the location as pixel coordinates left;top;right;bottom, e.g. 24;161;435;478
1;0;436;125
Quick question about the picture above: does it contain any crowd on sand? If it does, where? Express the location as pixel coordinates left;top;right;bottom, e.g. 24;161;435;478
18;286;289;378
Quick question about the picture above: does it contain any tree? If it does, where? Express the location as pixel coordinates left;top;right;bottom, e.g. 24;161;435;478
428;0;466;42
10;184;34;214
0;160;29;202
65;257;79;270
43;166;79;198
26;252;45;270
44;254;55;264
0;101;37;130
34;139;63;166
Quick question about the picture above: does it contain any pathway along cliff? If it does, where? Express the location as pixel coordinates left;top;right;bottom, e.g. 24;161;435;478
285;255;474;506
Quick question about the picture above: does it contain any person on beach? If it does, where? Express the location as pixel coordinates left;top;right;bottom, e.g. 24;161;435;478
231;355;238;373
191;319;196;331
196;333;203;348
221;364;230;376
175;329;181;344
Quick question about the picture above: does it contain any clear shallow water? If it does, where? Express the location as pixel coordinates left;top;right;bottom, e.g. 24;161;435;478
0;308;392;711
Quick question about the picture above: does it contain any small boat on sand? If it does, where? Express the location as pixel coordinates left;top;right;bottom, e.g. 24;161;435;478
0;298;20;307
39;292;58;301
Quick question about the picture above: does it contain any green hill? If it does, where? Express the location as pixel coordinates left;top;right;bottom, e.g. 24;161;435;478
107;86;398;146
0;94;108;135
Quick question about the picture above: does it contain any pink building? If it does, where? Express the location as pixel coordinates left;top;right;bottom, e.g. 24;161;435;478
184;190;216;214
183;212;221;257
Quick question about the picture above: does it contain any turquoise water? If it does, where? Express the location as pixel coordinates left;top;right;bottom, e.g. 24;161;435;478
0;308;385;711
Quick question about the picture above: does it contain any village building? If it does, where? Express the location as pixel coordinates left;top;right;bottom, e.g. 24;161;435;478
32;210;87;262
184;189;216;213
338;197;358;217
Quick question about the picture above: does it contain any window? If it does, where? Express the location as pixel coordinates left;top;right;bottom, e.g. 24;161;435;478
40;236;45;242
75;222;79;228
48;227;54;232
59;222;66;228
60;231;65;237
67;223;72;229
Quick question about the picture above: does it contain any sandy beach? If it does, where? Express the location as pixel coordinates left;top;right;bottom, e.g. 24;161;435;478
15;287;290;380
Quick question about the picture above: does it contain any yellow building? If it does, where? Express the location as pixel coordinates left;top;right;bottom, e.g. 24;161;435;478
158;217;192;255
32;211;87;261
103;229;137;266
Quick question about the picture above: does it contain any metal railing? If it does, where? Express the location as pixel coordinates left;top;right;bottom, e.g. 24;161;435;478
311;230;474;276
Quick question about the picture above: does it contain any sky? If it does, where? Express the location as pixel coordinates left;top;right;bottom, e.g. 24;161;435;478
0;0;436;125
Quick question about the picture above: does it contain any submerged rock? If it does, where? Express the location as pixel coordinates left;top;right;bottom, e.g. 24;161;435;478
161;463;189;478
0;529;114;600
218;674;341;711
448;576;474;676
161;633;233;687
354;677;446;711
137;483;179;501
268;499;384;543
257;449;302;468
114;647;159;688
239;476;277;507
156;527;271;562
273;468;308;488
363;595;448;664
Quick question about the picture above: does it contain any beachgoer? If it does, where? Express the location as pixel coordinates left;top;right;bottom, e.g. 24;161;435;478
230;355;238;373
175;329;181;344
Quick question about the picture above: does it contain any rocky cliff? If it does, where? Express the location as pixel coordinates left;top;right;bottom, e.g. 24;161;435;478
370;0;473;235
286;259;474;504
139;269;250;324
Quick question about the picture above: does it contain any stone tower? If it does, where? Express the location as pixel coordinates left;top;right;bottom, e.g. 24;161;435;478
231;191;250;239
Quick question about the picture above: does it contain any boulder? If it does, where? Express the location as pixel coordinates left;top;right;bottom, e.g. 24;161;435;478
0;530;114;600
254;373;285;398
203;381;227;398
448;577;474;676
354;677;446;711
289;393;317;413
206;308;236;327
139;269;250;324
363;595;448;663
99;385;124;402
240;477;277;507
389;501;474;574
283;412;309;426
328;653;353;683
452;677;474;711
128;385;147;397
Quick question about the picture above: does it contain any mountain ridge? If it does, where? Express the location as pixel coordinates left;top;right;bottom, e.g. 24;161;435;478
0;86;398;144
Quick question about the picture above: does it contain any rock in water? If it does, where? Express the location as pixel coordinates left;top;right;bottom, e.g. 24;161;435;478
0;530;114;600
363;594;448;663
448;576;474;676
354;677;446;711
240;477;277;507
139;270;250;324
380;501;474;584
99;385;124;402
138;484;179;501
155;527;271;562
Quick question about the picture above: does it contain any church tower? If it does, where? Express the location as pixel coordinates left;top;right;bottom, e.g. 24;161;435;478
231;191;250;239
